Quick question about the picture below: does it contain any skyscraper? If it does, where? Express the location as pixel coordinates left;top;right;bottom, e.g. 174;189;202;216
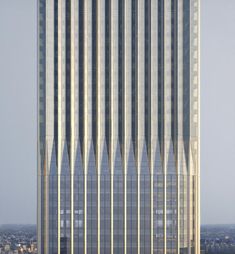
38;0;200;254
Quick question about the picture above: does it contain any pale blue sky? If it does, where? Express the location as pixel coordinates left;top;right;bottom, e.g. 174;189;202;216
0;0;235;225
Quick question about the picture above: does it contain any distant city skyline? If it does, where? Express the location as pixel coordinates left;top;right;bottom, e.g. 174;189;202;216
0;0;235;226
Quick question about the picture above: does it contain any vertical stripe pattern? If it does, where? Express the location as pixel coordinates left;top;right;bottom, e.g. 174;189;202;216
38;1;200;254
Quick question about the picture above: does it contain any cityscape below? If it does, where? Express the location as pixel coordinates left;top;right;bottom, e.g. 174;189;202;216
0;224;235;254
0;225;36;254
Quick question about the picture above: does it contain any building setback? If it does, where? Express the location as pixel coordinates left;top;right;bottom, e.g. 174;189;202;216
38;0;200;254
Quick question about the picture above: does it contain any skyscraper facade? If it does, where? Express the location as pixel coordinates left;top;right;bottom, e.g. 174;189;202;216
38;0;200;254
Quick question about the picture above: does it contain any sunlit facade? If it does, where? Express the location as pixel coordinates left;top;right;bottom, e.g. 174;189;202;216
38;0;200;254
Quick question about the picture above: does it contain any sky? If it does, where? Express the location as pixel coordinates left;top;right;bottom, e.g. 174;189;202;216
0;0;235;225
